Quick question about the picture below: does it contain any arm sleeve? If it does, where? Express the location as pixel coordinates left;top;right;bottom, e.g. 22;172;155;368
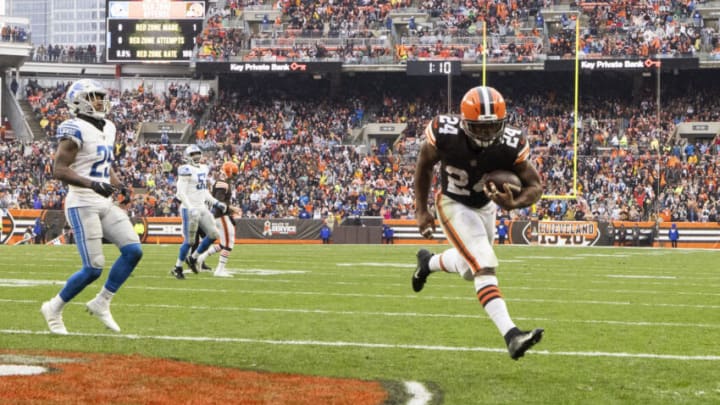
204;189;219;206
175;174;191;207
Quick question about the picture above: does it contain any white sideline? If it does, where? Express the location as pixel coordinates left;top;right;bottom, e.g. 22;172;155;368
127;287;720;309
2;329;719;361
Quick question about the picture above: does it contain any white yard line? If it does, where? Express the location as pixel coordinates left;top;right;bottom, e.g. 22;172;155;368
2;298;720;329
126;287;720;309
606;275;677;279
4;280;720;309
1;329;718;361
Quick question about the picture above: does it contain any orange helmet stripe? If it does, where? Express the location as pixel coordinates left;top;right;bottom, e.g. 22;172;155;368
462;86;506;121
490;88;506;119
478;86;492;117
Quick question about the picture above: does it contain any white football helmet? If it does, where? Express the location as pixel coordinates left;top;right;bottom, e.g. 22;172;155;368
66;79;110;120
184;145;202;166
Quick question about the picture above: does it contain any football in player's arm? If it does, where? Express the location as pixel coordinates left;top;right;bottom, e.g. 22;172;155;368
412;85;544;360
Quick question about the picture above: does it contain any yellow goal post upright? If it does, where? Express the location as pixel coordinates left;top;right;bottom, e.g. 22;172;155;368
478;13;581;246
539;11;581;201
481;14;581;202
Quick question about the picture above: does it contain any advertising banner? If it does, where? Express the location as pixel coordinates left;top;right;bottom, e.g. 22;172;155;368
544;58;699;72
4;211;720;248
195;62;343;74
514;220;604;246
237;219;323;242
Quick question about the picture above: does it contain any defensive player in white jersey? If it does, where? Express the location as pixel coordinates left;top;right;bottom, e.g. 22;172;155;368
195;161;241;278
171;145;227;279
40;79;143;335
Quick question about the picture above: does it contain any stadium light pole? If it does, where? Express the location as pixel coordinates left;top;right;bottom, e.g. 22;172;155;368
447;72;452;114
482;20;487;86
655;60;662;220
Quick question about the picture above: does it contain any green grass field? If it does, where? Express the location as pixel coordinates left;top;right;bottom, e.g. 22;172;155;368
1;244;719;404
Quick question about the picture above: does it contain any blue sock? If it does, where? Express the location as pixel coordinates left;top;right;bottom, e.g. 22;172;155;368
59;266;102;302
195;237;215;255
105;243;143;293
178;242;191;261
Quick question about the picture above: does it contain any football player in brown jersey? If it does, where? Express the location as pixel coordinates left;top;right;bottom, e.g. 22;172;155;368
412;85;544;360
196;161;241;278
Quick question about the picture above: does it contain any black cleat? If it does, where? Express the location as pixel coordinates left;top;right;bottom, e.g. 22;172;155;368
201;262;211;271
412;249;433;292
507;328;544;360
185;256;199;274
171;266;185;280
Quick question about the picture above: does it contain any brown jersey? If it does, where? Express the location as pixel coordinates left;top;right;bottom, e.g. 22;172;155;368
211;179;232;218
424;114;530;208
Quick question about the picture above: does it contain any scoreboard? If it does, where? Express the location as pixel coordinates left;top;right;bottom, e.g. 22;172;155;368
106;0;206;63
405;60;461;76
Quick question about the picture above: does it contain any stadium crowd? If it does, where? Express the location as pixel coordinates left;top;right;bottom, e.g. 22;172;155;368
0;24;29;42
24;79;210;140
548;0;718;58
4;0;720;225
2;71;720;226
24;0;720;63
30;44;100;64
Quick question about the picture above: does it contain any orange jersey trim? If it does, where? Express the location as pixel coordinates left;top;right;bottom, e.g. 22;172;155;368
424;120;437;146
514;141;530;165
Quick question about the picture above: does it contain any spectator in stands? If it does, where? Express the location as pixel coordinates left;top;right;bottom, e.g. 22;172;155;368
408;16;417;34
320;222;332;244
632;223;641;246
617;224;627;246
668;223;680;248
381;224;394;244
10;78;18;97
497;218;508;244
33;218;46;244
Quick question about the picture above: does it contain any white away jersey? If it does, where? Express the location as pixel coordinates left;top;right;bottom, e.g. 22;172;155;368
56;117;117;208
175;163;213;209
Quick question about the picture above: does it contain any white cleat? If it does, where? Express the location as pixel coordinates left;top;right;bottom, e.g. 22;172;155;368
197;257;210;272
213;270;233;278
86;298;121;332
41;301;68;335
